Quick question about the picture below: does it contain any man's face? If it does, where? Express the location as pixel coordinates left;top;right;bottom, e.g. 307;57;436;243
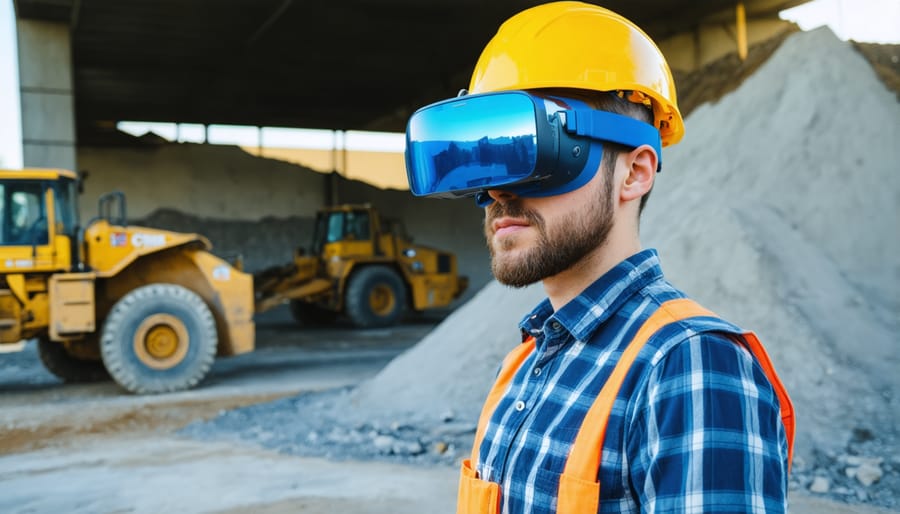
483;165;615;287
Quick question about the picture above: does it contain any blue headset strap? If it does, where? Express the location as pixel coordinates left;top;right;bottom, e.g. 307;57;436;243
475;95;662;207
566;109;662;171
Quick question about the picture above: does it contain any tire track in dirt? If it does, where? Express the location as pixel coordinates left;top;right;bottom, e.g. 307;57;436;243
0;392;292;454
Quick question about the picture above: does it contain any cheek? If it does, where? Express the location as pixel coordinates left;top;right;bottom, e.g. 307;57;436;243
540;182;602;218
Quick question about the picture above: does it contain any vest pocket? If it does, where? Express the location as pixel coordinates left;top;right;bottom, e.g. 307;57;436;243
556;472;600;514
457;458;501;514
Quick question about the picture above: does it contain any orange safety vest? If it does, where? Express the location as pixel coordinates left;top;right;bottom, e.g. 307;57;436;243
457;298;795;514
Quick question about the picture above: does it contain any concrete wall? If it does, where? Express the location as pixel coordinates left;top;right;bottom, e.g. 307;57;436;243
659;18;795;72
245;146;409;191
16;19;76;170
77;143;327;221
76;142;493;304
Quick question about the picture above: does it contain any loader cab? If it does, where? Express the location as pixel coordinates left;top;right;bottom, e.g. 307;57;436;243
0;171;79;272
310;207;374;258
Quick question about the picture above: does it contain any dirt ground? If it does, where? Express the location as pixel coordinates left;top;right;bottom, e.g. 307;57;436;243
0;307;457;513
0;307;896;513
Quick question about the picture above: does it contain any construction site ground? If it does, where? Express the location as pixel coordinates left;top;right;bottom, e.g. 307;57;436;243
0;306;892;514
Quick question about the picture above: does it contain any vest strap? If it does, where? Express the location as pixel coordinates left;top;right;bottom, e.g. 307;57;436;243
469;337;536;465
729;331;796;468
562;298;715;479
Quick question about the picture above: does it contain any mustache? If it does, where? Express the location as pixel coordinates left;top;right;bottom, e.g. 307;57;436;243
485;199;544;232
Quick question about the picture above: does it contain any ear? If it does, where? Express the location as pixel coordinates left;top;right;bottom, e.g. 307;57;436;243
619;144;657;203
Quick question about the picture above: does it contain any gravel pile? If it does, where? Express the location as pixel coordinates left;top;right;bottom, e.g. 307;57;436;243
185;28;900;510
134;209;314;273
646;27;899;509
788;433;900;508
183;281;547;465
182;386;478;466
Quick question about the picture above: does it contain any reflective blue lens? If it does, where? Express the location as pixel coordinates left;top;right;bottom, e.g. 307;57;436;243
406;93;538;197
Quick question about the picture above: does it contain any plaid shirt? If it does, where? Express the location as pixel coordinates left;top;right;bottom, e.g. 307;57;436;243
476;249;790;513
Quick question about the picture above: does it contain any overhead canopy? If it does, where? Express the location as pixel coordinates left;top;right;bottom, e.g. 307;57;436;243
14;0;807;135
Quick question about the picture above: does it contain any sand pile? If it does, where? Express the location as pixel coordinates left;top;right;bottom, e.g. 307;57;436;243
642;27;899;455
350;278;546;422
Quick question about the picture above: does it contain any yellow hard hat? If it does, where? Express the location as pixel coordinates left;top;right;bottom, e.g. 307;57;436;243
469;1;684;147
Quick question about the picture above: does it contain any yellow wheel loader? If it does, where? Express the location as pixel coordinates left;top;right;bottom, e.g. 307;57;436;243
254;204;467;328
0;169;254;394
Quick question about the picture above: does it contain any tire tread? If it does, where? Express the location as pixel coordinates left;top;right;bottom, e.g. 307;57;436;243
100;283;217;394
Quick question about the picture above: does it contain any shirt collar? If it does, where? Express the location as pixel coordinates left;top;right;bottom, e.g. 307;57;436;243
519;249;664;343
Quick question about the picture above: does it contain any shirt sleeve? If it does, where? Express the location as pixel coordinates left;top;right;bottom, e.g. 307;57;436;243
626;331;790;514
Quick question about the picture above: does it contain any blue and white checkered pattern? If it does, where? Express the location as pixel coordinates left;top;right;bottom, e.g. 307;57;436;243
476;249;790;513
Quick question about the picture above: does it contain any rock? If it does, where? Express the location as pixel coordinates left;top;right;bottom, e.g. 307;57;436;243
390;421;414;432
852;427;876;443
855;462;883;486
393;439;424;456
842;455;883;467
434;441;449;454
372;434;424;456
431;421;477;438
373;435;396;454
325;427;354;444
845;466;858;479
809;476;830;494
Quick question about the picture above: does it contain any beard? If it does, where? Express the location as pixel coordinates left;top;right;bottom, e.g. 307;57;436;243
484;179;615;288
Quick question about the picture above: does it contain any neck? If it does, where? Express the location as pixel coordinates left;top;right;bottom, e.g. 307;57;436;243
542;218;642;311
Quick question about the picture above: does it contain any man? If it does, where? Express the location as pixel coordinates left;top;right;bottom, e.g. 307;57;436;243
405;3;794;513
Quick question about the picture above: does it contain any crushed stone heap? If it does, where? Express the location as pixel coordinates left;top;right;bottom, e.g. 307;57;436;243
642;26;899;456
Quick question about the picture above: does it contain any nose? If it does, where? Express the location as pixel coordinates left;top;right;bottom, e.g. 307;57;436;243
486;189;518;204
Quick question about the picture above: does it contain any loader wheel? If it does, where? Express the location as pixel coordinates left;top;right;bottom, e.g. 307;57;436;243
37;337;109;383
289;300;338;326
100;283;217;394
345;266;406;328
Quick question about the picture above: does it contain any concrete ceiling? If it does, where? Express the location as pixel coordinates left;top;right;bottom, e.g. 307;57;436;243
14;0;807;136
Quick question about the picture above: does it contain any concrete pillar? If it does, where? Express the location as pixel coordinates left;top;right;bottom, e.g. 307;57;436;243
16;19;76;171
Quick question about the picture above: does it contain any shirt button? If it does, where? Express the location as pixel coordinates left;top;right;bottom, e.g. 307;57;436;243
514;400;526;411
551;321;561;331
533;367;542;377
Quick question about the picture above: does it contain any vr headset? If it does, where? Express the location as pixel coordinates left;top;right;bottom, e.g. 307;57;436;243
405;90;662;206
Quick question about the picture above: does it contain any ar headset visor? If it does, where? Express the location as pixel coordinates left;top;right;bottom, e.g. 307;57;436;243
405;90;662;206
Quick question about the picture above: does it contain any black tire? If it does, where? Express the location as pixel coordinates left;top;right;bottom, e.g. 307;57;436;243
289;299;338;326
37;337;109;383
100;283;217;394
344;266;407;328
